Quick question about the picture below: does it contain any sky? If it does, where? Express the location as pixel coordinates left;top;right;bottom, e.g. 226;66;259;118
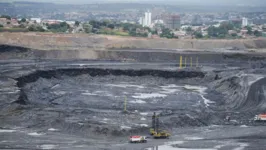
2;0;266;6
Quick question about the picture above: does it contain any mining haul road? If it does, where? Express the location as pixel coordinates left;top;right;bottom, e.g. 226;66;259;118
1;46;266;150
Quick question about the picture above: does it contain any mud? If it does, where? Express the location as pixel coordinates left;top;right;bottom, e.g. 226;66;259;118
1;45;266;150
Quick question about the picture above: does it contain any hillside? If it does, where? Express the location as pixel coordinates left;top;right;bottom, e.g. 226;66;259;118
1;32;266;51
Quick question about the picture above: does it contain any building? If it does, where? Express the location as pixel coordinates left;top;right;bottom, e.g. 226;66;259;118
10;18;19;27
43;20;63;25
139;17;144;26
154;19;164;24
30;18;41;23
139;11;152;27
228;30;237;35
144;10;152;27
0;18;7;26
164;14;181;30
253;19;266;25
242;17;248;27
263;25;266;32
174;31;186;37
262;32;266;37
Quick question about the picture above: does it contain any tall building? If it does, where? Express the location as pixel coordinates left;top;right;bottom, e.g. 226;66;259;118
242;17;248;27
139;17;144;26
144;10;152;27
164;14;181;30
139;11;152;27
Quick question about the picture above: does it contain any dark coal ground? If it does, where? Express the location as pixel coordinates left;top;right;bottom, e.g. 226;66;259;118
1;49;266;150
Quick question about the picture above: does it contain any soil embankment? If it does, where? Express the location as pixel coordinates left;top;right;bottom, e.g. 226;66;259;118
1;32;266;51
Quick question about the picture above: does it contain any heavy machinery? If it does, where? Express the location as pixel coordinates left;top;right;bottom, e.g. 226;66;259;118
129;136;147;143
254;114;266;121
150;112;170;139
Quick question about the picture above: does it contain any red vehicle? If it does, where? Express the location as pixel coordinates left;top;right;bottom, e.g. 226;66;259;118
254;114;266;121
129;136;147;143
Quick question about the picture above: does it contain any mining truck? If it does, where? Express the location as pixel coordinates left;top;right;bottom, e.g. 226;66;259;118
150;112;170;139
129;136;147;143
254;114;266;121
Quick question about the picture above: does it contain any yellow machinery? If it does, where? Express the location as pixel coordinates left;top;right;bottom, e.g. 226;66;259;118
150;112;170;139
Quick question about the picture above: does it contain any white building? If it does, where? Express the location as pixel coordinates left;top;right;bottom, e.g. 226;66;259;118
139;10;152;27
139;17;144;25
154;19;164;24
242;17;248;27
144;10;152;27
30;18;41;23
66;21;75;25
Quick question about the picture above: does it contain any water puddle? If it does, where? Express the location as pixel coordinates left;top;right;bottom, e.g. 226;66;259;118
48;128;59;131
28;132;45;136
0;129;16;133
145;141;215;150
129;99;147;104
132;93;167;99
38;144;58;150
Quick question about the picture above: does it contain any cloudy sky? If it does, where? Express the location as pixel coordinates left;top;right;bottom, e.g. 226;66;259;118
4;0;266;5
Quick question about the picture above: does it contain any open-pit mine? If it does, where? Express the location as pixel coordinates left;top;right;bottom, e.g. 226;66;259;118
1;44;266;150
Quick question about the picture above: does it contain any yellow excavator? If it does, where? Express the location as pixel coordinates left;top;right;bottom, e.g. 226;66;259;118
150;112;170;139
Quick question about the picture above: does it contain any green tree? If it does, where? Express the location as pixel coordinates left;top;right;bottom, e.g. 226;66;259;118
36;26;45;32
60;22;69;28
122;23;131;31
28;25;35;31
0;24;3;28
246;26;253;35
21;18;26;22
151;30;158;35
75;21;80;26
83;23;92;33
247;29;252;35
194;32;203;38
220;22;234;30
107;24;115;29
129;30;136;36
254;30;262;37
246;26;252;31
218;34;225;38
102;20;110;26
186;27;193;34
143;33;148;37
28;25;45;32
207;26;218;37
160;28;177;39
231;33;237;37
19;24;26;28
89;20;101;29
1;15;11;20
47;22;69;32
144;27;151;32
207;25;229;38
